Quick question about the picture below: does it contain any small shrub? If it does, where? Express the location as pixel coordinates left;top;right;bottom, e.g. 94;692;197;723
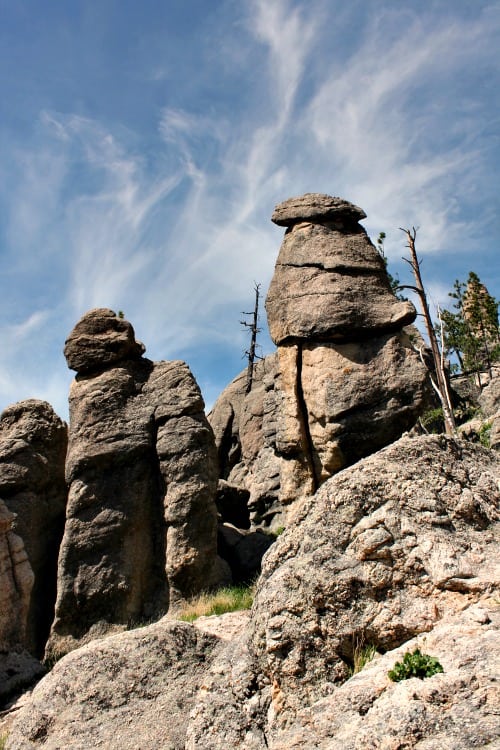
388;648;443;682
0;733;8;750
478;421;492;448
420;407;444;434
265;525;285;539
178;583;254;622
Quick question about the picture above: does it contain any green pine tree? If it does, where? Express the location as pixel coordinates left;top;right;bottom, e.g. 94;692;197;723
441;272;499;379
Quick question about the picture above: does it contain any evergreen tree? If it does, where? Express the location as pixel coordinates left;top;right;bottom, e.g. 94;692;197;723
441;272;499;379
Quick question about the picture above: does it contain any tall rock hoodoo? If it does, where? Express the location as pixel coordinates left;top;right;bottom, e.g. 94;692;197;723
0;400;67;657
210;194;430;525
46;309;221;659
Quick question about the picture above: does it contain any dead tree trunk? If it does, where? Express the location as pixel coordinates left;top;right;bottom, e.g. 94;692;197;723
241;283;261;394
400;228;457;436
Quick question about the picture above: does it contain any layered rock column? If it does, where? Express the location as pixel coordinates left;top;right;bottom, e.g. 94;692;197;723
46;309;220;658
266;193;429;503
0;400;67;656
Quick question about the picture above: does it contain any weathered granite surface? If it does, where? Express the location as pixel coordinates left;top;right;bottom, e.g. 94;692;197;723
0;400;67;656
186;435;499;748
211;194;430;524
46;309;222;659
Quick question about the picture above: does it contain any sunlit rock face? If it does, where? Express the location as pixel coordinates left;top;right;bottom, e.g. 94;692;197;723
211;194;431;525
266;193;416;344
46;308;222;660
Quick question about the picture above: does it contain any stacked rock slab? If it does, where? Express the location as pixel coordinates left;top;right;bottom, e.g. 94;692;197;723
210;194;430;524
265;193;429;504
45;309;221;659
0;400;67;657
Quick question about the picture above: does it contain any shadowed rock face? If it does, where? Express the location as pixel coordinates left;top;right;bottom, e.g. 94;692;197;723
0;400;67;657
0;499;33;649
210;195;430;524
46;309;221;659
0;499;45;704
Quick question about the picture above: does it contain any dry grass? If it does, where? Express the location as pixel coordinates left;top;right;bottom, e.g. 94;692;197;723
347;637;378;677
178;584;255;622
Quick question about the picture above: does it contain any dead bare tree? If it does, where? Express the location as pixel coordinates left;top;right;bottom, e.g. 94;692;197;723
398;227;457;436
240;282;262;394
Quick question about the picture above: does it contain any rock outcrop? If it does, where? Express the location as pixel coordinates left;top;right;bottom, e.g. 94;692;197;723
0;499;45;703
7;435;499;748
185;434;499;748
0;400;67;656
210;194;431;526
6;619;221;750
266;193;416;343
0;501;33;650
479;365;500;451
209;354;282;528
45;309;222;659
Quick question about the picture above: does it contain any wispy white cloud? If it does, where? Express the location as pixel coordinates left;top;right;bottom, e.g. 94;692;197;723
0;0;498;418
299;4;500;257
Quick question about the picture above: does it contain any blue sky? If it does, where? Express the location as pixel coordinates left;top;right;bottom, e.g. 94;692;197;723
1;0;499;420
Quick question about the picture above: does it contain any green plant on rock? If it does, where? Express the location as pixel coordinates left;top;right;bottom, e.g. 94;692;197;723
0;733;8;750
388;648;443;681
478;421;493;448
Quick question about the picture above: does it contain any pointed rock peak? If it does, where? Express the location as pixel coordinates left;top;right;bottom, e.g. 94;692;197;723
271;193;366;227
64;308;146;374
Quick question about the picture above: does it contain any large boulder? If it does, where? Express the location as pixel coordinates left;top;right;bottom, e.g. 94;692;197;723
45;309;222;660
5;619;221;750
185;434;500;748
263;605;500;749
0;400;67;656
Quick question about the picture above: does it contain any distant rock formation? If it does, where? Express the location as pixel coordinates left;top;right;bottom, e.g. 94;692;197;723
209;353;282;528
45;309;222;659
210;194;431;526
0;400;67;657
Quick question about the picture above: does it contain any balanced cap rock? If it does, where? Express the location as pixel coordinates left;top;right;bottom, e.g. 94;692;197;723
266;193;416;344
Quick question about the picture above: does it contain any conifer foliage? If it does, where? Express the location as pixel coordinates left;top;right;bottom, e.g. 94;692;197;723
440;272;499;380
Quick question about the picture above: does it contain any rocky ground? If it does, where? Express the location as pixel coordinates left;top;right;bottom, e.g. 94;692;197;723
3;434;498;749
